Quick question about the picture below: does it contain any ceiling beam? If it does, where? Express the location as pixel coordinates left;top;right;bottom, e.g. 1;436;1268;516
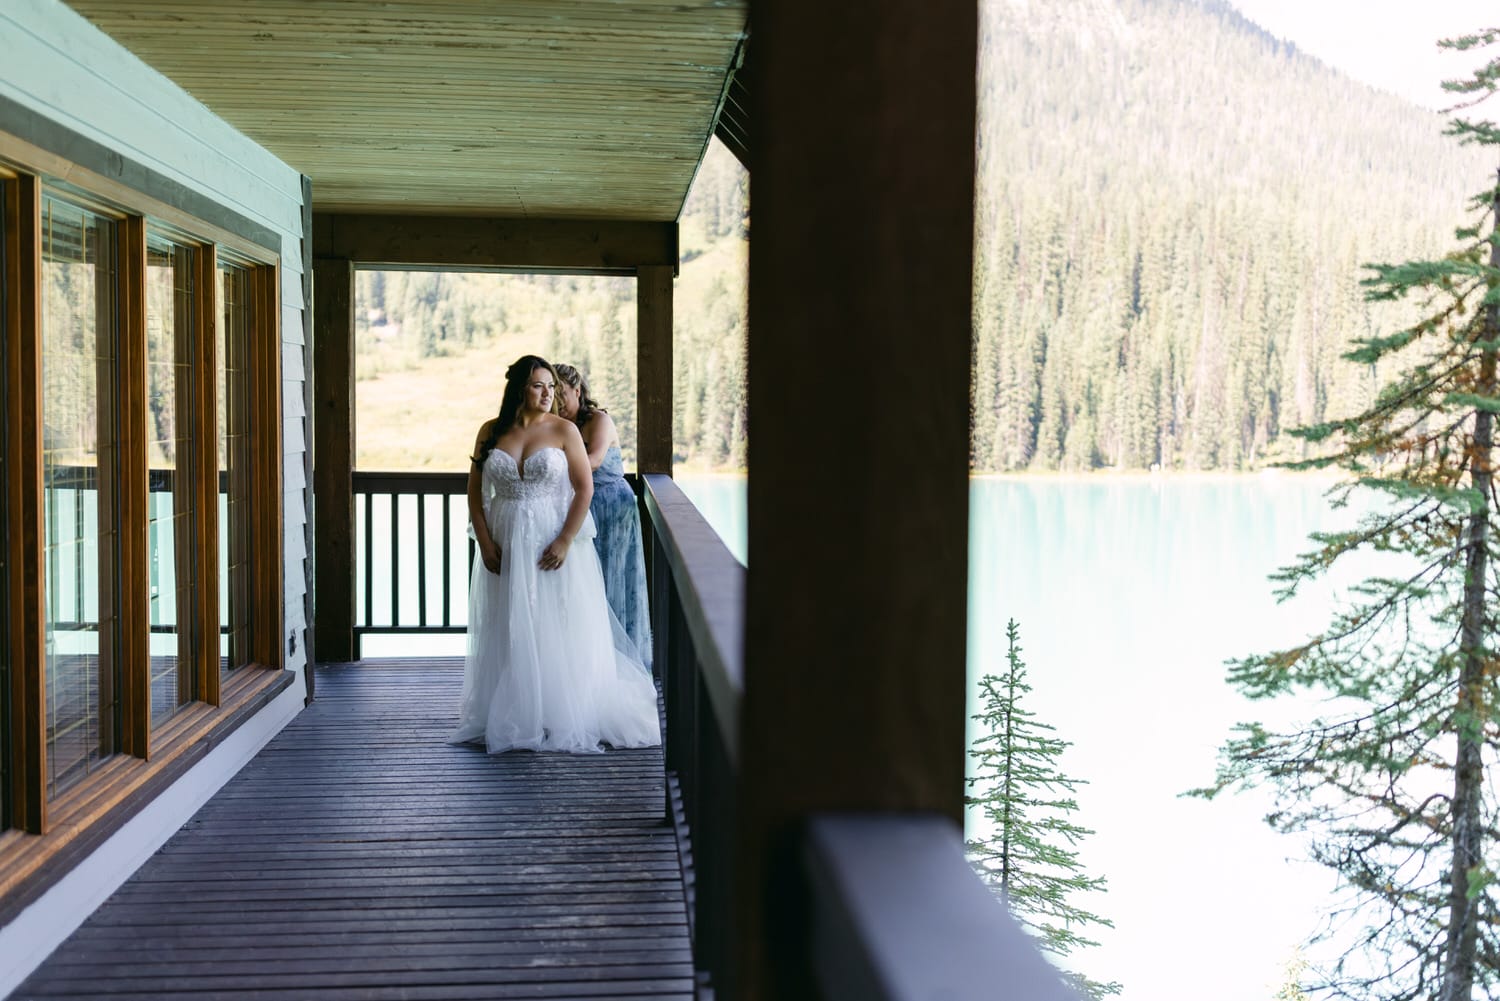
312;213;678;274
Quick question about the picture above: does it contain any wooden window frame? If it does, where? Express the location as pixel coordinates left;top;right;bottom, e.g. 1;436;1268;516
248;264;284;672
0;133;290;907
4;172;44;835
193;246;222;708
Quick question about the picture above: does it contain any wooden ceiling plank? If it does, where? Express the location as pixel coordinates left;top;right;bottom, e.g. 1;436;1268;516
66;0;748;220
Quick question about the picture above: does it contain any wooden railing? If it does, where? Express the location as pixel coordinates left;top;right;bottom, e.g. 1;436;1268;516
351;471;471;656
642;473;745;995
641;474;1078;1001
44;465;228;636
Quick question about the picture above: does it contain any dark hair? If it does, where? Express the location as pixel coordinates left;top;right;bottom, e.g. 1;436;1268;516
473;355;554;463
552;362;606;428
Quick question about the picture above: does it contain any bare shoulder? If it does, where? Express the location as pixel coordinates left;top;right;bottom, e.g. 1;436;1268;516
537;413;582;443
473;418;497;447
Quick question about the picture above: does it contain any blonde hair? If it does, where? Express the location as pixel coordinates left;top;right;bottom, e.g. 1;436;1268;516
552;362;604;426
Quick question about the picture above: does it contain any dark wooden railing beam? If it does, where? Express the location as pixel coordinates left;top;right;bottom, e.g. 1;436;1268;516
803;815;1077;1001
312;257;356;663
643;475;744;753
642;474;745;990
312;214;678;274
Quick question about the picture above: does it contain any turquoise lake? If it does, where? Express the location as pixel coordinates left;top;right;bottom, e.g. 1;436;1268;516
675;471;1372;1001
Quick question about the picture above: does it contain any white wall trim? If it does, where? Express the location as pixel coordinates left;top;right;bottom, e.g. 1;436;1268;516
0;680;306;999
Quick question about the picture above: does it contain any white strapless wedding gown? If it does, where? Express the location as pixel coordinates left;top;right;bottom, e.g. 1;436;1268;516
449;446;661;754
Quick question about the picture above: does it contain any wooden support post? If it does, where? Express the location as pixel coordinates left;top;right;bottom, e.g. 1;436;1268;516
741;1;978;998
5;175;45;831
637;264;674;476
312;258;356;663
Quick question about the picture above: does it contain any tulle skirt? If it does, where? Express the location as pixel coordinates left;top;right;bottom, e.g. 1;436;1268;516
449;500;660;754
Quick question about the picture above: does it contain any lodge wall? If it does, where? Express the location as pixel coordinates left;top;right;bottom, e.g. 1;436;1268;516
0;2;312;993
0;0;310;670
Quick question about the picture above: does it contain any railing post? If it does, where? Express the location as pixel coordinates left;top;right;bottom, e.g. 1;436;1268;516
312;256;356;663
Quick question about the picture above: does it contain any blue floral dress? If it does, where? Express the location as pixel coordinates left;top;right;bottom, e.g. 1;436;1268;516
590;445;653;668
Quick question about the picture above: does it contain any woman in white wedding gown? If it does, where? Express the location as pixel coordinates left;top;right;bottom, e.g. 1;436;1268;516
449;355;661;754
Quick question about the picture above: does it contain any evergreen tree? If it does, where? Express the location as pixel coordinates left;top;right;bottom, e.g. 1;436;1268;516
1274;950;1311;1001
594;309;636;460
967;620;1119;1000
1191;32;1500;1001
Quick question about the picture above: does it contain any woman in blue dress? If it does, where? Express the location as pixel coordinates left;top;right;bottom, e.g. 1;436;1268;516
553;363;653;669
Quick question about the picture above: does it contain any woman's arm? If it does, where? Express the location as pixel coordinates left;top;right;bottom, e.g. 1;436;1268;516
539;420;595;570
469;422;502;574
579;411;618;471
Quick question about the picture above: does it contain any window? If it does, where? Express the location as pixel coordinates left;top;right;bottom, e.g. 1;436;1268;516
0;155;282;842
144;234;198;726
40;194;120;799
218;261;254;676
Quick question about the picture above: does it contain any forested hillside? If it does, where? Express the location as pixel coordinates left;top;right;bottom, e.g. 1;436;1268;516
352;141;747;471
971;0;1488;470
354;0;1488;472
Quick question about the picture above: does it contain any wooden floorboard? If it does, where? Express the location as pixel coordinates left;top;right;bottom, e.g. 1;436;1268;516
15;658;694;1000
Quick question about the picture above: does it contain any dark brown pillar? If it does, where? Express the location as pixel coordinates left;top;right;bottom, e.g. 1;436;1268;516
637;263;674;475
312;258;356;663
741;1;978;997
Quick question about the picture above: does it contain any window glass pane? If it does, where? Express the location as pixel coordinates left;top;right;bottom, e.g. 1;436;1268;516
41;194;118;799
146;234;196;725
217;263;252;674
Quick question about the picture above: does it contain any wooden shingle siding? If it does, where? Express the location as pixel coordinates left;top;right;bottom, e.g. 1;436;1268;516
15;660;694;1001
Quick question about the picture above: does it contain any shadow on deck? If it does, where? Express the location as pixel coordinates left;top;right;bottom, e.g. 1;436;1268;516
15;658;694;1000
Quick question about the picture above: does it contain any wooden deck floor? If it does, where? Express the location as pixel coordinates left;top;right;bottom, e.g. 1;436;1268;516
15;659;694;1000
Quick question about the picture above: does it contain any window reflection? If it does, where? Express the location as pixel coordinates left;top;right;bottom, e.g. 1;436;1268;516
41;195;119;799
145;234;197;725
218;263;252;675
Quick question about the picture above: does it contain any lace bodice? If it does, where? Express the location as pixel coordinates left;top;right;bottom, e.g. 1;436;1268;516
485;446;570;503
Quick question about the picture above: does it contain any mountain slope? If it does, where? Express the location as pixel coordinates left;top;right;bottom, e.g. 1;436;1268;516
972;0;1489;470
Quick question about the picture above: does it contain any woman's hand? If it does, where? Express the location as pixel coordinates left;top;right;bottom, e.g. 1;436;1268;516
539;536;572;571
480;542;502;575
